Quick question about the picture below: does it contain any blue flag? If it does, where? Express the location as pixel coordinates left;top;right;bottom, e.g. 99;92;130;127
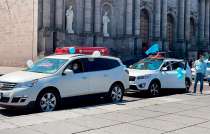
145;44;160;55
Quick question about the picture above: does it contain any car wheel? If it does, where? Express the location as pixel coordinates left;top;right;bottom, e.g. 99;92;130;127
108;83;124;103
185;79;191;93
149;82;160;97
36;90;60;112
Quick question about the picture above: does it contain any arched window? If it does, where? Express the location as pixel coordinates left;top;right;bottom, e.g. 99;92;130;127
167;14;175;50
140;9;150;44
102;3;112;36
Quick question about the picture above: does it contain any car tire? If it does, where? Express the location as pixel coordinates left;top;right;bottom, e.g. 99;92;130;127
148;82;160;97
36;89;60;112
185;79;191;93
107;83;124;103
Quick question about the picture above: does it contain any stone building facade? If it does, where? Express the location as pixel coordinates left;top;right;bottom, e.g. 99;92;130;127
0;0;37;66
38;0;210;61
0;0;209;66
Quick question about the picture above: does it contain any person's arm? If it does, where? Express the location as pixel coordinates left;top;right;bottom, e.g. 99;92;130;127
193;61;196;68
204;63;207;76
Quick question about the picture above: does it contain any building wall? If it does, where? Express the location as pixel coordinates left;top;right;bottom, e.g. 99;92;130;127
0;0;37;66
38;0;207;61
0;0;208;66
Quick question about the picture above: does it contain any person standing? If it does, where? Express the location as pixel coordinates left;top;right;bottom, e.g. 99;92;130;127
194;55;207;94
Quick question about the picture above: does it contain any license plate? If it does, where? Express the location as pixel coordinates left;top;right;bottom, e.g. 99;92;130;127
129;81;135;85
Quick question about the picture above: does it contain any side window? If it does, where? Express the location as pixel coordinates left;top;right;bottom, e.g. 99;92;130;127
100;58;120;70
80;58;98;72
171;62;184;71
162;62;171;71
66;59;84;73
81;58;120;72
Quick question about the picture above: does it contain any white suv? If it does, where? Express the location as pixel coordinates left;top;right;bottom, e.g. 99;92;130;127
128;58;192;96
0;54;129;112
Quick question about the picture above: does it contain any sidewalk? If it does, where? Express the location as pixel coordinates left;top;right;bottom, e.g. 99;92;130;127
0;66;24;75
0;92;210;134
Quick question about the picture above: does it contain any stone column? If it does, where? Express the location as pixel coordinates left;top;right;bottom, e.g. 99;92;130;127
185;0;191;41
177;0;185;57
198;0;205;47
38;0;43;30
94;0;101;33
43;0;51;27
84;0;92;32
126;0;133;35
42;0;54;55
161;0;167;51
185;0;191;58
134;0;140;35
55;0;64;30
76;0;85;33
205;0;210;45
153;0;161;41
125;0;134;56
116;0;126;35
177;0;185;42
134;0;141;56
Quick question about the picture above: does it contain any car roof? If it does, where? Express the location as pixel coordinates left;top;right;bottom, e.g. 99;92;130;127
45;54;121;61
163;58;184;62
146;58;183;62
46;54;85;59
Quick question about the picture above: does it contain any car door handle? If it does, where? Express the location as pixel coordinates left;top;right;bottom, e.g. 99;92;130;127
82;77;88;79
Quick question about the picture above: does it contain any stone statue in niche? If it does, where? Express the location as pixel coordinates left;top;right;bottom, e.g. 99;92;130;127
103;11;110;37
66;5;74;34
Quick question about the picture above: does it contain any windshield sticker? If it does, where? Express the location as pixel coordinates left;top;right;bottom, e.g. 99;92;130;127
38;62;54;67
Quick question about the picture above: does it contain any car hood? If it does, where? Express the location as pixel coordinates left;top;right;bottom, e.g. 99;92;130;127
0;71;52;83
128;69;158;77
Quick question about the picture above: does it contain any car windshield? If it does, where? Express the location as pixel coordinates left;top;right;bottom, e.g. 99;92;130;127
130;58;163;70
25;58;68;74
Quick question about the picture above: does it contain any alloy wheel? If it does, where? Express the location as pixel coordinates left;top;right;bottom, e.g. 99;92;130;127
111;85;123;102
40;92;57;112
150;83;160;97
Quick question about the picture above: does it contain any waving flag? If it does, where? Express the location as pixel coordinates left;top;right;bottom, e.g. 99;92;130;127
145;44;160;55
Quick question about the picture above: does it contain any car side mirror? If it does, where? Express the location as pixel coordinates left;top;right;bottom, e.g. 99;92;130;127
63;69;73;76
161;67;168;71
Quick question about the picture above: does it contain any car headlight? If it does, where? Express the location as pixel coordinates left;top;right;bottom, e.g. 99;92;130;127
16;79;38;88
137;75;151;80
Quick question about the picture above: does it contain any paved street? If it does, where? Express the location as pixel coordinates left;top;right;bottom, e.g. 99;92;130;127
0;82;209;134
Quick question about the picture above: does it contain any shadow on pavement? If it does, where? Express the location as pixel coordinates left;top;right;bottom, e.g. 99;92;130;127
0;89;188;117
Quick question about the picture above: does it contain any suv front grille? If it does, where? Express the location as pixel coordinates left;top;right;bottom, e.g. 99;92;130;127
0;97;10;103
0;82;17;91
129;76;136;81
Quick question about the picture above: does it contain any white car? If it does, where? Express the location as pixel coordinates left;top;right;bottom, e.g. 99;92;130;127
0;54;129;112
128;58;192;96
